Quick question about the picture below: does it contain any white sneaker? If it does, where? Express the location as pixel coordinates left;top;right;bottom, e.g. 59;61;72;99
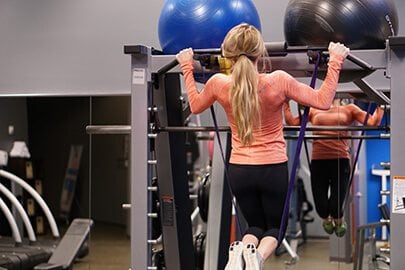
243;243;263;270
224;241;244;270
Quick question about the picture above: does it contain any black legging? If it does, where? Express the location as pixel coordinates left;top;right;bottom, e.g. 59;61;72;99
228;162;288;241
310;158;350;219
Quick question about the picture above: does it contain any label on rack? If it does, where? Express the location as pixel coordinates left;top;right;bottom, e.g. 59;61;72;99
132;68;145;85
35;180;43;195
392;176;405;214
36;216;44;234
26;161;34;179
27;198;35;216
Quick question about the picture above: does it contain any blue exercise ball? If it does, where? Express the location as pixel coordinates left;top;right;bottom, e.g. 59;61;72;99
158;0;262;54
284;0;399;49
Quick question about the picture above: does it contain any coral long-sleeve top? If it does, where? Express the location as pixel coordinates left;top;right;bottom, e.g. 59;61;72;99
283;103;384;160
180;55;344;165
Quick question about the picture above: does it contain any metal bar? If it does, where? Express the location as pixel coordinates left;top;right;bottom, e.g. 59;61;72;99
194;43;375;70
281;238;299;262
194;43;327;55
130;48;150;270
354;225;365;270
276;44;375;70
86;125;131;134
159;126;229;132
353;78;391;105
380;161;391;168
286;125;387;132
166;132;391;140
158;125;388;132
284;134;389;140
346;54;374;71
150;50;387;76
357;221;390;230
86;125;390;138
158;59;178;75
388;36;405;270
122;203;131;210
193;48;221;54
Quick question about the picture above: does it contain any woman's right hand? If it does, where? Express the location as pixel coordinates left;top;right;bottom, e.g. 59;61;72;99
328;42;350;60
176;48;194;64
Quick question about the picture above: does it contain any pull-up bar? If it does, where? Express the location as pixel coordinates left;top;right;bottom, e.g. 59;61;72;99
157;42;374;75
86;125;389;134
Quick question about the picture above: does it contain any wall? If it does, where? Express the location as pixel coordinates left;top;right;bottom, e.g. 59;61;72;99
0;0;141;95
26;97;91;220
90;96;130;225
1;0;404;95
0;98;28;152
24;96;130;225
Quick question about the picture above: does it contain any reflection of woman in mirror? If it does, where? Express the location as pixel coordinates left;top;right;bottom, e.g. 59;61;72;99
284;99;384;237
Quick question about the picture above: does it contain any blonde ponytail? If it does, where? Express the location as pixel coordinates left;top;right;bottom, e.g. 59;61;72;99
222;23;268;145
231;56;260;145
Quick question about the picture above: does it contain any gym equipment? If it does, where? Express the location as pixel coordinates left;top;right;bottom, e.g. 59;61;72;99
123;35;405;269
353;220;390;270
0;205;52;270
34;218;93;270
150;177;162;240
0;197;22;244
123;45;358;269
151;250;165;269
0;169;92;269
284;0;399;49
158;0;261;54
0;183;37;242
0;246;51;270
197;172;210;222
372;168;391;240
194;232;206;270
0;169;60;238
0;219;92;270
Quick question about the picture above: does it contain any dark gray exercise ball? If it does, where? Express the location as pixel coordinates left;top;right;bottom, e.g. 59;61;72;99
284;0;399;49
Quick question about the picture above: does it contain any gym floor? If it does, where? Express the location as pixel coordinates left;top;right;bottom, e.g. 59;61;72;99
70;223;130;270
69;222;359;270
